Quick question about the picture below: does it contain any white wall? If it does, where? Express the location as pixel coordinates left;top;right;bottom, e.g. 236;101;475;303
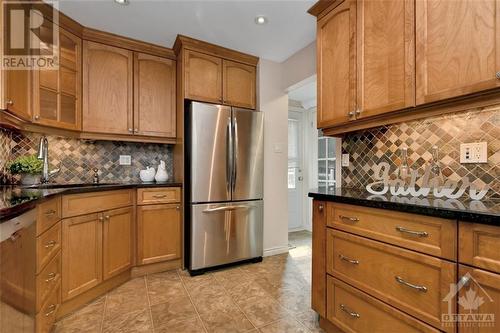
281;41;316;91
259;59;290;256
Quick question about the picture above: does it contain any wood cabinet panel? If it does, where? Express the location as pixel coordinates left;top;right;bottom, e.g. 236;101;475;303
459;222;500;274
326;229;455;331
62;189;134;218
317;0;356;128
137;187;181;205
62;213;103;301
5;69;31;121
36;196;61;236
134;53;176;137
416;0;500;104
357;0;415;118
327;276;440;333
36;222;61;274
83;41;133;135
36;284;60;333
184;50;223;104
312;200;327;318
222;60;256;109
137;204;181;265
102;207;133;280
328;203;457;260
36;251;61;312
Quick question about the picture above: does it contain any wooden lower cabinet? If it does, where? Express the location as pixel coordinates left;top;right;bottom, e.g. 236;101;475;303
459;222;500;274
137;204;181;265
61;213;103;301
312;200;327;317
102;207;134;280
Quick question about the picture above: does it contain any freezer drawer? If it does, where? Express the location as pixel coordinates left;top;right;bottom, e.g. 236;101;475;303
190;200;263;270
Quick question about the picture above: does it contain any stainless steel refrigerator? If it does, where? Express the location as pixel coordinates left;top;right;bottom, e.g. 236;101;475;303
185;101;264;274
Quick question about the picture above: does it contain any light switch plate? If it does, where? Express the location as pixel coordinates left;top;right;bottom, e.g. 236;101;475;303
341;154;350;167
273;143;284;154
119;155;132;165
460;142;487;164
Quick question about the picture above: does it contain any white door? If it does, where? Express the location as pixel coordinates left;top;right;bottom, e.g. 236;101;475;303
288;111;303;231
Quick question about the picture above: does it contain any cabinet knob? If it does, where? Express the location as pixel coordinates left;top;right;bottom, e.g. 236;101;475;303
105;215;110;220
355;109;361;116
348;111;355;117
318;204;324;212
99;216;104;222
128;128;133;133
134;128;138;133
496;71;500;80
176;206;180;210
6;100;13;107
34;115;40;120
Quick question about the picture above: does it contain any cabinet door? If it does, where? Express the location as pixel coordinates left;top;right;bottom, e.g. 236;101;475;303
357;0;415;118
102;207;133;280
222;60;256;109
137;204;181;265
317;0;357;128
184;50;222;104
83;41;133;135
134;53;176;137
458;265;500;333
416;0;500;104
62;213;102;301
312;200;327;317
4;70;31;121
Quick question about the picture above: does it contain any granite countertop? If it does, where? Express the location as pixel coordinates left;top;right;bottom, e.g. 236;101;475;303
309;187;500;225
0;181;182;222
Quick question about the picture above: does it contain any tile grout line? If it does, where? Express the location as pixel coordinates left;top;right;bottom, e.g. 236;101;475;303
99;294;108;333
144;275;156;333
178;269;210;333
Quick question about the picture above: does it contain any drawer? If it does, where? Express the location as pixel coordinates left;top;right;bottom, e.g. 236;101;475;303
36;284;60;333
37;222;61;273
62;189;134;217
36;196;61;236
459;222;500;273
327;203;457;260
326;229;456;331
326;276;440;333
137;187;180;205
36;251;61;312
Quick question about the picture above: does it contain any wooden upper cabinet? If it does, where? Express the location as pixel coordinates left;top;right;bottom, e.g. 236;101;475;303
134;53;176;137
33;26;82;130
317;0;356;128
102;207;133;280
83;41;133;135
356;0;415;118
184;50;223;104
416;0;500;104
4;70;31;121
223;60;256;109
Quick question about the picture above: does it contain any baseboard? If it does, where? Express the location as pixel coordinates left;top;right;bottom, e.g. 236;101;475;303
263;246;289;257
288;226;306;232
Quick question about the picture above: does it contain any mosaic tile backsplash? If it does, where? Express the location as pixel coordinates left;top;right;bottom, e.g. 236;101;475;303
341;104;500;199
0;129;173;184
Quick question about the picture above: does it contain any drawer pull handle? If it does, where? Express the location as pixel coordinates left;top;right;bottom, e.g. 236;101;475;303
340;304;360;318
395;226;428;238
45;272;56;282
339;215;359;223
395;276;427;292
44;209;56;215
153;194;167;198
339;254;359;265
44;240;57;248
45;304;57;317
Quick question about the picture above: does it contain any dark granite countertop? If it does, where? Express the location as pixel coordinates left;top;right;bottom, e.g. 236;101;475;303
0;181;182;222
309;187;500;225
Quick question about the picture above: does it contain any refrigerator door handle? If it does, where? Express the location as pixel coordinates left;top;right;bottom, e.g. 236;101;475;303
203;205;252;213
226;118;233;195
232;117;238;192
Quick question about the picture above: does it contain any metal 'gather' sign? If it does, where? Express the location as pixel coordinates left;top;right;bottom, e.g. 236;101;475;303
366;162;489;201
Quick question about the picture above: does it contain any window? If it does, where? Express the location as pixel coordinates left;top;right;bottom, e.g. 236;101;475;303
318;136;336;188
288;119;299;189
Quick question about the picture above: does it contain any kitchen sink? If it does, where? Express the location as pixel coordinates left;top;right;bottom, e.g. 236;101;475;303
20;182;121;189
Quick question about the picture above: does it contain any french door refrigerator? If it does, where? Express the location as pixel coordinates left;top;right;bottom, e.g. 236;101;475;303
185;101;264;274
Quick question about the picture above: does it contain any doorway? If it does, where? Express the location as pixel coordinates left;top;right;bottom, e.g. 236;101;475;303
288;110;304;231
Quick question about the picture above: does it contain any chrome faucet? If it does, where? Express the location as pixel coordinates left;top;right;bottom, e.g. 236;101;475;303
37;136;60;183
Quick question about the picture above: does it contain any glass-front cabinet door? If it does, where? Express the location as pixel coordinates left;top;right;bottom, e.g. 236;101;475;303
33;21;81;131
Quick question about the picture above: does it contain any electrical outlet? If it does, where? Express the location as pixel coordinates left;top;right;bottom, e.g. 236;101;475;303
341;153;350;167
119;155;132;166
460;142;487;164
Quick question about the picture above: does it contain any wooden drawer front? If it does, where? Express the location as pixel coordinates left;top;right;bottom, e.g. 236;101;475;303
328;203;457;260
62;190;134;217
327;276;440;333
459;222;500;274
36;251;61;312
326;229;456;331
37;197;61;236
36;284;60;333
137;187;180;205
37;222;62;273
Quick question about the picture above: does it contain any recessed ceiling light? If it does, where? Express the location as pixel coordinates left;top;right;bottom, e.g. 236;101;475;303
114;0;129;5
255;16;267;25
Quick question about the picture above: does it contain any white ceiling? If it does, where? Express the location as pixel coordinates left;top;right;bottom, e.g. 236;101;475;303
58;0;317;62
288;79;316;109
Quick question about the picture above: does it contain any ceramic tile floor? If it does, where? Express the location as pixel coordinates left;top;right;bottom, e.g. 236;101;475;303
55;231;324;333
